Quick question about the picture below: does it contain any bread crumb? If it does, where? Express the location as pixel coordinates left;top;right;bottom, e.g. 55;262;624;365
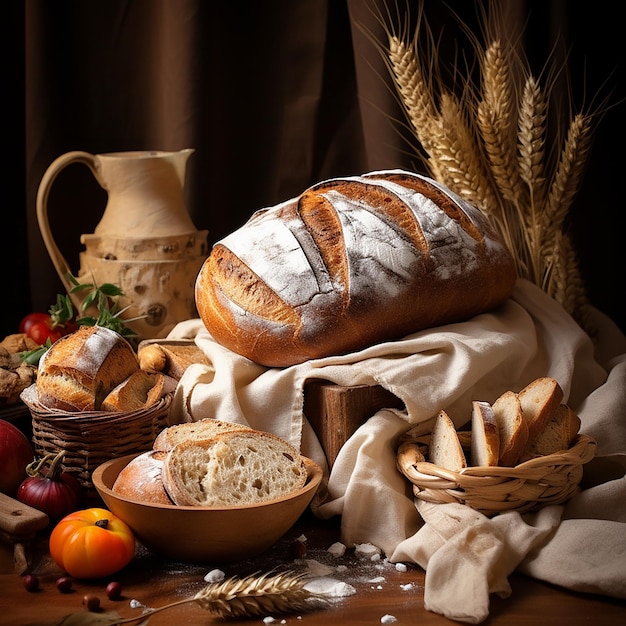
355;542;381;558
327;541;346;557
204;568;225;583
381;615;398;624
302;558;335;576
395;562;408;572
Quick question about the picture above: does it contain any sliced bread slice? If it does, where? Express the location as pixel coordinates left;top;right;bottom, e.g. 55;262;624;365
492;390;528;466
101;370;168;412
429;410;467;471
470;401;500;466
162;430;307;507
519;403;581;462
153;418;252;452
517;376;564;444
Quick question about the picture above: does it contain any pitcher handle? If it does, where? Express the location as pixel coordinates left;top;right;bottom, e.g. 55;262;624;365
36;151;99;305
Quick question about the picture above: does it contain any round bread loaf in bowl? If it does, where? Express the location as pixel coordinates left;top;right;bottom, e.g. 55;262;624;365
92;451;323;563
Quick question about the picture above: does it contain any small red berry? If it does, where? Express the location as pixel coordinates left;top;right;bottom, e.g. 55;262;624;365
56;576;73;593
106;581;123;600
23;574;40;592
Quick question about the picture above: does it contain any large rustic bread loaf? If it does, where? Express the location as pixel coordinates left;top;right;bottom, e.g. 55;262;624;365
195;170;517;367
36;325;140;411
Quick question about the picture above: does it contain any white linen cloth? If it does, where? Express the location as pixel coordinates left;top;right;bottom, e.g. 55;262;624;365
166;279;626;623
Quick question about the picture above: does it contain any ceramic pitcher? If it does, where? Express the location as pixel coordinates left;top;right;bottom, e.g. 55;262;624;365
36;149;208;339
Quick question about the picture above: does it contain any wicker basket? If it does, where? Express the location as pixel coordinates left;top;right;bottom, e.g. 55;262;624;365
21;385;171;500
397;434;596;517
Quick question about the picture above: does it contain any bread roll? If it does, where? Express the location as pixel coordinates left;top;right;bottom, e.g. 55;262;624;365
162;430;307;507
36;325;140;411
112;451;172;505
137;340;211;380
195;170;517;367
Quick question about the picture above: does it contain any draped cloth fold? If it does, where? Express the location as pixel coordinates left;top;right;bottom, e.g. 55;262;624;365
167;278;626;622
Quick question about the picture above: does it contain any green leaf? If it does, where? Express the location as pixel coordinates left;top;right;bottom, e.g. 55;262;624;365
62;272;143;336
20;339;52;365
49;294;75;328
52;610;128;625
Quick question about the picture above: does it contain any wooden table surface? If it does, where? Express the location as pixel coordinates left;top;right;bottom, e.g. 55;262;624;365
1;509;624;626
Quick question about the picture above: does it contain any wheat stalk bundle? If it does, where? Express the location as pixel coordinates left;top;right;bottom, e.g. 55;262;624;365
378;2;601;331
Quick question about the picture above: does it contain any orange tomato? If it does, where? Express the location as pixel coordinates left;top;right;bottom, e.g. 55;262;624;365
49;508;135;579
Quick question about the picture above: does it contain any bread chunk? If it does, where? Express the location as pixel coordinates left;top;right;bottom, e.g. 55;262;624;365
101;370;169;412
138;340;211;380
520;404;581;462
492;390;528;466
517;377;564;444
112;450;172;505
471;401;500;466
429;410;467;471
36;325;139;411
162;430;307;507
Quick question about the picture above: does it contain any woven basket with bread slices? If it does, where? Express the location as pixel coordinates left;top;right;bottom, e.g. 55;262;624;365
396;377;596;517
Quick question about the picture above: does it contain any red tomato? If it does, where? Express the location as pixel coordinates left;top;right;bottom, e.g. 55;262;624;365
27;320;64;345
19;312;50;335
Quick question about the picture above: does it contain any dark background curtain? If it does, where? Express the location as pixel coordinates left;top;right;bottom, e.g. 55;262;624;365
5;0;625;336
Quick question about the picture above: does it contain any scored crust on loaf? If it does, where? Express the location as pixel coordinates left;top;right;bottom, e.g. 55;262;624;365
36;325;139;411
519;404;581;462
153;418;252;452
429;410;467;471
470;401;500;466
517;377;564;444
161;430;307;507
195;170;517;367
492;390;528;466
112;451;172;505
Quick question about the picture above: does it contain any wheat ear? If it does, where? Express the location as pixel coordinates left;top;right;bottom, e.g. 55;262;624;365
544;113;593;232
429;92;499;216
517;75;549;284
104;570;328;624
477;40;526;207
192;570;328;619
387;35;442;179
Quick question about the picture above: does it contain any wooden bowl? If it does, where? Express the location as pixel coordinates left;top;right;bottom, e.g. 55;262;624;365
92;453;323;564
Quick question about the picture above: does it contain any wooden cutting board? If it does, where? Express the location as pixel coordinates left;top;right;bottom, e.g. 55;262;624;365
304;381;404;467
